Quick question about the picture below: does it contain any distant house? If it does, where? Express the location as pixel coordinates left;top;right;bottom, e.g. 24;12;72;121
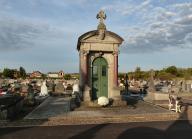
47;71;64;78
30;71;42;78
47;72;58;78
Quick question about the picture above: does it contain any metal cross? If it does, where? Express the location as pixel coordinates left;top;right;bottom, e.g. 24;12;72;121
96;10;107;23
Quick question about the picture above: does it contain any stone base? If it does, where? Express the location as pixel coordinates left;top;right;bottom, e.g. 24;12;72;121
81;86;127;107
81;98;127;107
144;92;169;103
81;101;100;107
143;91;155;102
82;85;91;102
110;95;127;106
154;93;169;100
111;99;127;106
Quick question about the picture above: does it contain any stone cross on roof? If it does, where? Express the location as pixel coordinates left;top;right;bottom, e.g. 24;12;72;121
96;10;107;23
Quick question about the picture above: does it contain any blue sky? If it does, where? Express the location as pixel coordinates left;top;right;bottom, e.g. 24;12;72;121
0;0;192;73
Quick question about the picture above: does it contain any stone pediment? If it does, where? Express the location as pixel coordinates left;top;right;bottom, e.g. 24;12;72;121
77;30;124;51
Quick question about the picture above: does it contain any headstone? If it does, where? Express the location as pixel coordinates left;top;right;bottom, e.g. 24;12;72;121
8;79;15;84
39;81;48;96
177;80;183;93
55;82;64;94
0;79;3;88
124;74;129;94
161;86;169;93
181;80;192;93
187;83;191;92
191;83;192;92
185;83;188;92
63;81;68;91
118;79;121;86
27;84;34;95
72;83;79;95
36;80;42;87
181;80;186;92
21;84;28;94
47;80;55;92
186;81;192;92
12;83;21;94
26;84;35;105
148;69;155;92
0;95;24;120
144;69;155;102
54;79;59;85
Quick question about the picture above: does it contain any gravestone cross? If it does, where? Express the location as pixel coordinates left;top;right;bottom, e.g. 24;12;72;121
96;10;106;23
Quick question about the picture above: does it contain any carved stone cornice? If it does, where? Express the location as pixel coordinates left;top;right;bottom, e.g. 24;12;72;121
95;52;103;57
113;51;119;56
80;50;89;55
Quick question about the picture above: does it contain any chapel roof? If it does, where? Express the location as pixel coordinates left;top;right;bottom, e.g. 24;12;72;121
77;30;124;51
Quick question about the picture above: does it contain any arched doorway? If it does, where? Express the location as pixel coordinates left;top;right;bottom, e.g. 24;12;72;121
92;57;108;100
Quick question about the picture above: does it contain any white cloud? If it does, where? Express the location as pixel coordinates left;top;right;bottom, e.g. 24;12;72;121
1;0;192;54
102;0;152;16
103;1;192;53
174;2;192;8
0;15;68;51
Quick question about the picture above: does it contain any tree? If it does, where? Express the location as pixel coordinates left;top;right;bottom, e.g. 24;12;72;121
42;74;47;80
0;72;2;78
127;72;132;79
157;71;174;80
64;74;71;80
165;66;178;76
19;67;26;79
141;71;150;80
184;72;191;80
187;68;192;76
3;68;15;78
118;73;125;79
134;67;142;80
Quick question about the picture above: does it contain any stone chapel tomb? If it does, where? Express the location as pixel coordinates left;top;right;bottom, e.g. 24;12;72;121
77;10;124;106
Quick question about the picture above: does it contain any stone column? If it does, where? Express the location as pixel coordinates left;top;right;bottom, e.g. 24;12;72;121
79;50;89;88
79;51;84;87
79;50;88;90
80;50;90;102
113;51;118;87
83;51;89;84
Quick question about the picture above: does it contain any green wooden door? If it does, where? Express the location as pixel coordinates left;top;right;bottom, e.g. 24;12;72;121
92;57;108;100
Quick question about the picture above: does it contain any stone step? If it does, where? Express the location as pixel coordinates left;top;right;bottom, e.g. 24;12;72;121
0;112;178;127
